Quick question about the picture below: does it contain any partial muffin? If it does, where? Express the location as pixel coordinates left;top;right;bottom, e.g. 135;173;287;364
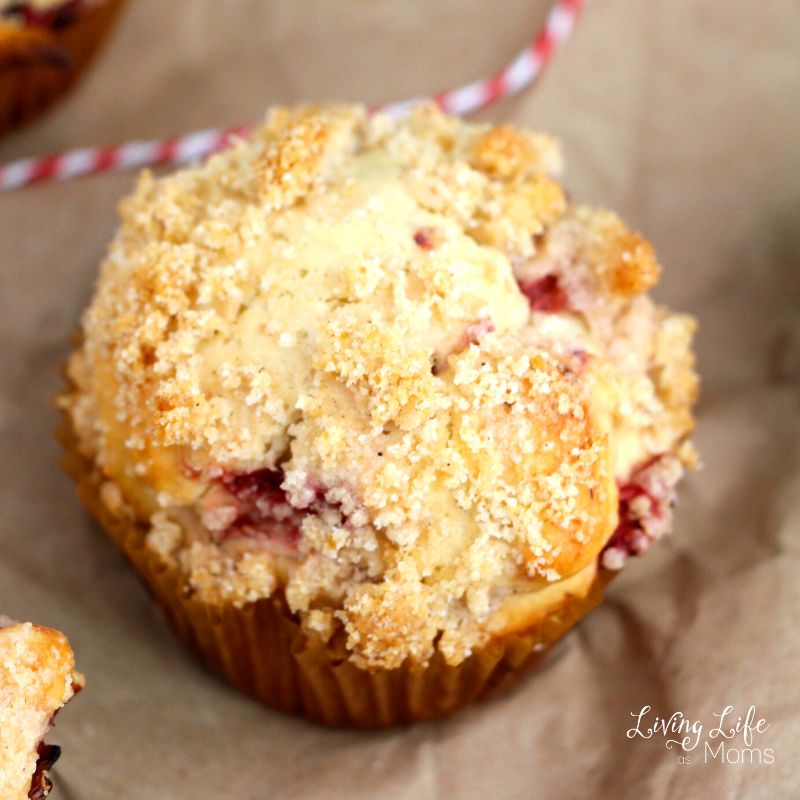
0;0;126;135
0;617;83;799
59;105;698;726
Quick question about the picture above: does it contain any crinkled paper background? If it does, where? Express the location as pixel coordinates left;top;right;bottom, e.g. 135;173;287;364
1;1;798;797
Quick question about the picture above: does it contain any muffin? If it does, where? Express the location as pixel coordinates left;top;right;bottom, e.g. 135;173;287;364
0;0;126;135
59;105;698;727
0;618;83;799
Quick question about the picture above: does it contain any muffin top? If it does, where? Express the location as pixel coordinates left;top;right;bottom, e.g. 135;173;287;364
0;0;85;14
0;0;79;22
0;0;83;51
0;619;82;800
64;105;697;668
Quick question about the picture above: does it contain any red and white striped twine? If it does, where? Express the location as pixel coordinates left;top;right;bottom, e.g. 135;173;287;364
0;0;586;192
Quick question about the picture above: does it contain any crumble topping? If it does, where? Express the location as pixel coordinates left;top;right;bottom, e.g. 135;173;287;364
0;620;82;800
61;105;698;668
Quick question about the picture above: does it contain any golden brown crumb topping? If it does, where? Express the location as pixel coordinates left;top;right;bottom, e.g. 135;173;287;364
0;620;81;800
62;105;697;668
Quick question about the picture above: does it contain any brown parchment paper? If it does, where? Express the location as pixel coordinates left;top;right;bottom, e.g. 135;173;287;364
1;1;799;797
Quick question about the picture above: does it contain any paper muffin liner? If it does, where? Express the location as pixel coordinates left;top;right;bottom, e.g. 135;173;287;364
0;0;126;135
58;413;616;727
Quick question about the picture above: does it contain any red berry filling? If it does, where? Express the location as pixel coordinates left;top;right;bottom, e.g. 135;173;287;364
199;469;303;554
27;742;61;800
220;469;290;515
199;469;364;555
2;0;83;28
605;482;659;557
413;227;439;251
462;317;495;347
520;274;570;313
601;455;680;570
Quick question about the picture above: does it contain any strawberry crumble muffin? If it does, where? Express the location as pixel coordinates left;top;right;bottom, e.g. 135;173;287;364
0;618;83;799
0;0;126;134
59;105;698;726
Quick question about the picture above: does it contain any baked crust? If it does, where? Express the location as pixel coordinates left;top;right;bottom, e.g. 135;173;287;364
0;0;126;135
60;105;698;670
59;418;616;726
0;25;69;67
0;620;82;800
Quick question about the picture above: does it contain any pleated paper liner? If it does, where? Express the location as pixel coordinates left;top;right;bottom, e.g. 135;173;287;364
0;0;127;136
58;412;616;728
